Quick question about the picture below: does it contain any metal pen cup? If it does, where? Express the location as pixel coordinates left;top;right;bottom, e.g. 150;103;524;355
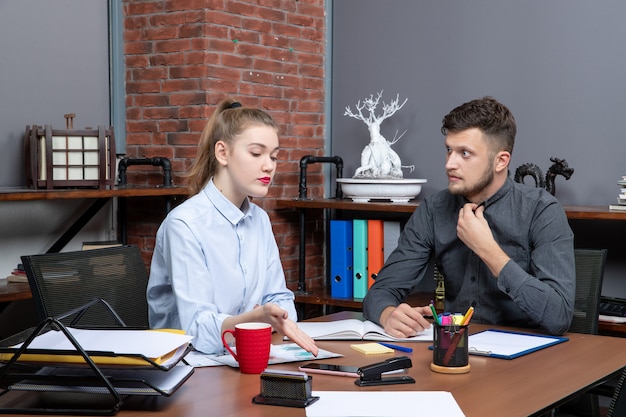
431;322;471;374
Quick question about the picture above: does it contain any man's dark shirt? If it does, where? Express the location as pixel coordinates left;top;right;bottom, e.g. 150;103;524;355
363;177;575;335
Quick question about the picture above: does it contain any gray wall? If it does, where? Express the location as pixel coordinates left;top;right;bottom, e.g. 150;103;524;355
0;0;110;188
331;0;626;206
331;0;626;299
0;0;113;278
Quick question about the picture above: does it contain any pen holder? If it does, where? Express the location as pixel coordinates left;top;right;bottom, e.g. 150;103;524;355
431;323;471;374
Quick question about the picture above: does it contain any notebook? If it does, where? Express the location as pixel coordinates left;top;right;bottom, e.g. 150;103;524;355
293;319;432;342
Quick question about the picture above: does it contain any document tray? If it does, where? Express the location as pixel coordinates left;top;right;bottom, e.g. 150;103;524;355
0;305;193;415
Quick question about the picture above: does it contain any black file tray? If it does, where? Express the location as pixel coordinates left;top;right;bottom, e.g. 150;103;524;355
0;300;194;415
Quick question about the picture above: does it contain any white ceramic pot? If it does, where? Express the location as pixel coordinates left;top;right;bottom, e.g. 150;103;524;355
336;178;427;203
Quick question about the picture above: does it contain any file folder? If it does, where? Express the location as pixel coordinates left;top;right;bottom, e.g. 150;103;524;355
352;219;368;298
367;219;384;289
329;220;353;298
383;221;401;261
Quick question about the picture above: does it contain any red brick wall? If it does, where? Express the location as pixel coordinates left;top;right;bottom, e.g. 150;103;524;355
122;0;327;297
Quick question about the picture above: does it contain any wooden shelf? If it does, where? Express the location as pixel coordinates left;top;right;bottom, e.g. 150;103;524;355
277;198;626;220
295;290;432;310
599;320;626;337
0;283;32;303
563;205;626;220
276;198;418;213
0;186;189;202
0;186;190;254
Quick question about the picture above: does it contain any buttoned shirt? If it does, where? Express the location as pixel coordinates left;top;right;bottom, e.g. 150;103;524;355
147;180;297;354
363;177;575;335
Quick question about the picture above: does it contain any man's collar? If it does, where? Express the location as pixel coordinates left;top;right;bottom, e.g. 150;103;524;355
480;176;513;208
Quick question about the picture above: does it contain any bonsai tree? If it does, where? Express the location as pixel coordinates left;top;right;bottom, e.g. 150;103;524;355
344;90;414;179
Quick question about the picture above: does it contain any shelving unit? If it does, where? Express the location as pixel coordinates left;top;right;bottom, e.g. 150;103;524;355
277;198;626;322
0;186;188;252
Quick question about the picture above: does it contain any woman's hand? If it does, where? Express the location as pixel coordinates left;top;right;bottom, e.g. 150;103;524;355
261;303;319;357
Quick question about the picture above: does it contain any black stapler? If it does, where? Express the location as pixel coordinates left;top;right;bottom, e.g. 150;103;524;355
355;356;416;387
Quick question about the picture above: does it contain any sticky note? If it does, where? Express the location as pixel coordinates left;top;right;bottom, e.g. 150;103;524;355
350;343;394;355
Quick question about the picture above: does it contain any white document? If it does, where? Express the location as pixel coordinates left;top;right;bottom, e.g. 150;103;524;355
467;329;567;359
192;343;342;368
306;391;465;417
15;328;193;359
294;319;433;342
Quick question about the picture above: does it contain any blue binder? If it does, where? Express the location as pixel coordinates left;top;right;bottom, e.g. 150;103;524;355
352;219;368;299
329;220;353;298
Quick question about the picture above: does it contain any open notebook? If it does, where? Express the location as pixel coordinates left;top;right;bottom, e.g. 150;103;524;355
292;319;433;342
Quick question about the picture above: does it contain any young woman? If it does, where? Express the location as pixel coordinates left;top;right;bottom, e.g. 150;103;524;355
147;98;318;355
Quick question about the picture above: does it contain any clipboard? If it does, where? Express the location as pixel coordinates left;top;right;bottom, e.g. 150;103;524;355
467;329;569;360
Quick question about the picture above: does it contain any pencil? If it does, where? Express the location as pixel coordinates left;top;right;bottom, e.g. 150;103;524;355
462;306;474;325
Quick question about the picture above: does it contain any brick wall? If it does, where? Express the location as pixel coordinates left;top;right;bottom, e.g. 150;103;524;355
122;0;327;299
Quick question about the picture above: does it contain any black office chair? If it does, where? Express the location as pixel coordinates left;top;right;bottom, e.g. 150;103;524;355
556;248;608;417
569;249;608;334
607;366;626;417
21;245;150;329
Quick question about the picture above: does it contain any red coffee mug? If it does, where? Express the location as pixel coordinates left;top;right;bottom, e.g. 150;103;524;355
221;322;272;374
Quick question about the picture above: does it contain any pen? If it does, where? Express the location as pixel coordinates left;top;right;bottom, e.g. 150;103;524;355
379;342;413;353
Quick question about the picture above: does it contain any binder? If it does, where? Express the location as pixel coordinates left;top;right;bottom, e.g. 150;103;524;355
329;220;353;298
367;219;384;289
352;219;368;298
383;221;401;261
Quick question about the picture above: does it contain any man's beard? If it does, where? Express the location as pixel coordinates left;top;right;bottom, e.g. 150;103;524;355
449;164;494;198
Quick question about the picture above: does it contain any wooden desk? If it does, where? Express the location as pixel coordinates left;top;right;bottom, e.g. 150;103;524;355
7;311;619;417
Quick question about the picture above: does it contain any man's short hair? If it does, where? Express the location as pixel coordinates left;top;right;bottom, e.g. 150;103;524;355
441;96;516;154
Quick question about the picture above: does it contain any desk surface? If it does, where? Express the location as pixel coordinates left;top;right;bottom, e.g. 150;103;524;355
11;311;618;417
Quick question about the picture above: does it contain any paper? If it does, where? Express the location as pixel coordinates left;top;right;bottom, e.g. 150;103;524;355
306;391;465;417
468;329;568;359
12;328;193;360
185;343;342;368
599;314;626;323
350;342;393;355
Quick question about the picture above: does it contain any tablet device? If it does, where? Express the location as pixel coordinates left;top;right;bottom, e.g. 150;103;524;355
298;363;359;377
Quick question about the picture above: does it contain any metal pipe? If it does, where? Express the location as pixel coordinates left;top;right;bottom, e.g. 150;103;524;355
298;155;343;200
296;155;344;295
117;157;172;187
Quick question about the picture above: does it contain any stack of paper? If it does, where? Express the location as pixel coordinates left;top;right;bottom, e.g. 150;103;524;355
609;176;626;211
2;328;193;367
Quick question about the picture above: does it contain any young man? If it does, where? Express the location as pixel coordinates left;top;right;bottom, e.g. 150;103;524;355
363;96;575;337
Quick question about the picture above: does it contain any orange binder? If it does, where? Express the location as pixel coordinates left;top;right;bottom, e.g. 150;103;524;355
367;219;384;289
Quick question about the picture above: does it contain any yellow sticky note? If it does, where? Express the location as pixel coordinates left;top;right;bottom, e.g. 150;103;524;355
350;343;394;355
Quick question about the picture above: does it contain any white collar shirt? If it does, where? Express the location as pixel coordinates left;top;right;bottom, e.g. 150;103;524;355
147;179;296;354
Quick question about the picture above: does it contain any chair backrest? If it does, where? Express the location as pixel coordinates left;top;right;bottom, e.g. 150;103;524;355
569;248;607;334
607;366;626;417
21;245;149;328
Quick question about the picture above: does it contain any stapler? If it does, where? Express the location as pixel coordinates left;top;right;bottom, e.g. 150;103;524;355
355;356;416;387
